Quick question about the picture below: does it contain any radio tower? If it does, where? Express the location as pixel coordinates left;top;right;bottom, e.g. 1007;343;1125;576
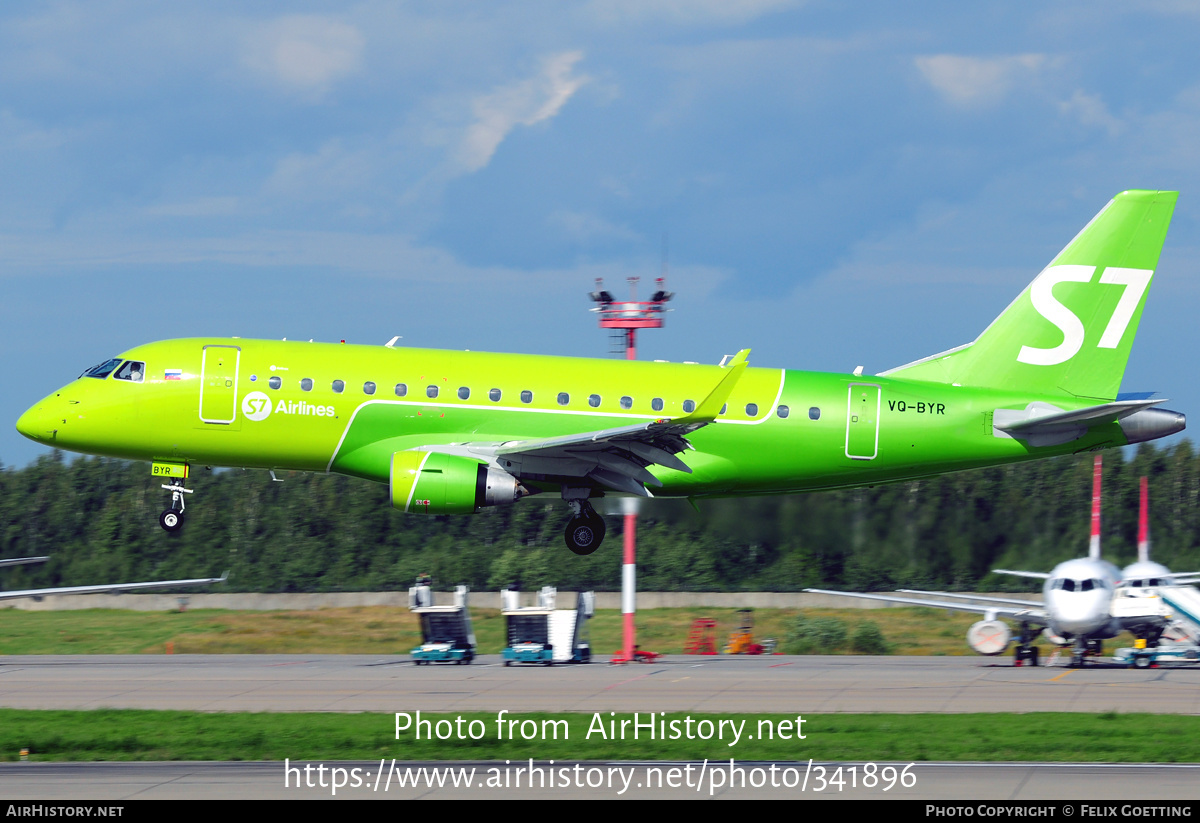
588;264;673;663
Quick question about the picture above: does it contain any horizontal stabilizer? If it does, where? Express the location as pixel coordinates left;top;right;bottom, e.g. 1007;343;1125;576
993;398;1179;447
996;398;1165;433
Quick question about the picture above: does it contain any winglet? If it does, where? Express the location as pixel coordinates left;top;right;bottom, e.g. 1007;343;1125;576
677;349;750;424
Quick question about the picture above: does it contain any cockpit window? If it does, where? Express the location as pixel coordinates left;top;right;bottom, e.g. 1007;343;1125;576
1080;579;1094;592
112;360;145;383
82;358;122;379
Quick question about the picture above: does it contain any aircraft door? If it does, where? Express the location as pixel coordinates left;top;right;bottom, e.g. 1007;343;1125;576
199;345;241;424
845;383;880;460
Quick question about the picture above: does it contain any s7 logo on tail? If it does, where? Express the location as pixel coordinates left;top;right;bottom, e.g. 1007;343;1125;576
1017;265;1153;366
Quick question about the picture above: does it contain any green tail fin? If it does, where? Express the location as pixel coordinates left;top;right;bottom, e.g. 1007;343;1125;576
884;190;1178;400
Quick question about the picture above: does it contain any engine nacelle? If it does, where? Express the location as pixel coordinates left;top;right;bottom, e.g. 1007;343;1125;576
390;451;525;515
966;619;1011;656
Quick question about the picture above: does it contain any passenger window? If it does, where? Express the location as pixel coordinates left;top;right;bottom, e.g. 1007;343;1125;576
745;403;758;416
808;407;820;420
777;405;790;418
332;380;345;393
458;387;470;400
301;378;313;392
682;399;696;413
588;394;601;408
113;361;145;383
651;398;663;412
395;383;408;397
620;396;633;410
521;390;533;404
489;388;502;402
363;381;376;395
557;392;570;406
427;385;439;399
269;376;282;390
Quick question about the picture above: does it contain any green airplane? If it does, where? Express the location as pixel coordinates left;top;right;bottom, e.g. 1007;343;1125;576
15;190;1186;555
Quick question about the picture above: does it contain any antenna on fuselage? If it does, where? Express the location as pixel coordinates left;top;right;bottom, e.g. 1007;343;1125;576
1089;454;1102;560
1138;475;1150;563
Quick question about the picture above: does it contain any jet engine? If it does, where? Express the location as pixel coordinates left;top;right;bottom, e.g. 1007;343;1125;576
390;451;528;515
966;619;1011;655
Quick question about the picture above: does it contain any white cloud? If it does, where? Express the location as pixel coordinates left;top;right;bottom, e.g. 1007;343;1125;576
264;139;372;199
915;54;1045;107
453;51;589;173
1057;89;1123;135
586;0;802;26
547;210;641;244
145;197;241;218
242;15;364;100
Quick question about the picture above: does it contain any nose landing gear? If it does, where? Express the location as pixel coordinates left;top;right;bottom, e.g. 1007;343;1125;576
159;480;193;532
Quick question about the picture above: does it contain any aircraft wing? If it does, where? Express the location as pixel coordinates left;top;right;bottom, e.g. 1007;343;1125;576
992;569;1051;580
804;588;1048;623
460;350;751;497
896;589;1044;608
0;556;49;569
0;572;228;602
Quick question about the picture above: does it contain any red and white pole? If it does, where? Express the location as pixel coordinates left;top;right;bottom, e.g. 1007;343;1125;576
1089;454;1102;560
1138;476;1150;563
622;497;638;661
623;326;638;663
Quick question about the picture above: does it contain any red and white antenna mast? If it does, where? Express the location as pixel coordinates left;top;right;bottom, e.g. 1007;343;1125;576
1138;475;1150;563
589;266;673;664
1089;454;1102;560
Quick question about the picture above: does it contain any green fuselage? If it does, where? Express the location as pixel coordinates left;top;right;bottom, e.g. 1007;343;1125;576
16;337;1126;498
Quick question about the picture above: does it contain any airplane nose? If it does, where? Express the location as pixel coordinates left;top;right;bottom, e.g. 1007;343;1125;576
16;403;56;443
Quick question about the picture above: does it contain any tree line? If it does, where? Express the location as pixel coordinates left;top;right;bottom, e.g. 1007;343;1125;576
2;441;1200;593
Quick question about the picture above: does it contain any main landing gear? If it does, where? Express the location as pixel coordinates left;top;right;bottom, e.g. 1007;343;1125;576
159;479;193;532
564;497;606;555
1013;623;1043;667
1068;638;1104;668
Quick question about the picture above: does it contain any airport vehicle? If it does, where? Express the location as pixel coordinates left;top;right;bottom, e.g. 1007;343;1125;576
723;609;766;655
1114;640;1200;669
499;586;594;665
15;191;1185;555
806;456;1179;667
408;580;475;665
0;555;226;602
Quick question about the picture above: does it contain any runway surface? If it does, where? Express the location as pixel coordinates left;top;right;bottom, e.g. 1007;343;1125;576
4;761;1200;801
2;653;1199;714
2;654;1198;800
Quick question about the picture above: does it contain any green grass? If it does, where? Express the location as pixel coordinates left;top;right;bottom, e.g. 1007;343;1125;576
0;606;995;656
0;710;1197;762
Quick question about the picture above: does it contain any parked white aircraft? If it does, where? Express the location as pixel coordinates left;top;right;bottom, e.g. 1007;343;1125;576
1121;476;1200;589
806;455;1170;667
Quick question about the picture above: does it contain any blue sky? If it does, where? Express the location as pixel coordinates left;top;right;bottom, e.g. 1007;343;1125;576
4;1;1200;467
